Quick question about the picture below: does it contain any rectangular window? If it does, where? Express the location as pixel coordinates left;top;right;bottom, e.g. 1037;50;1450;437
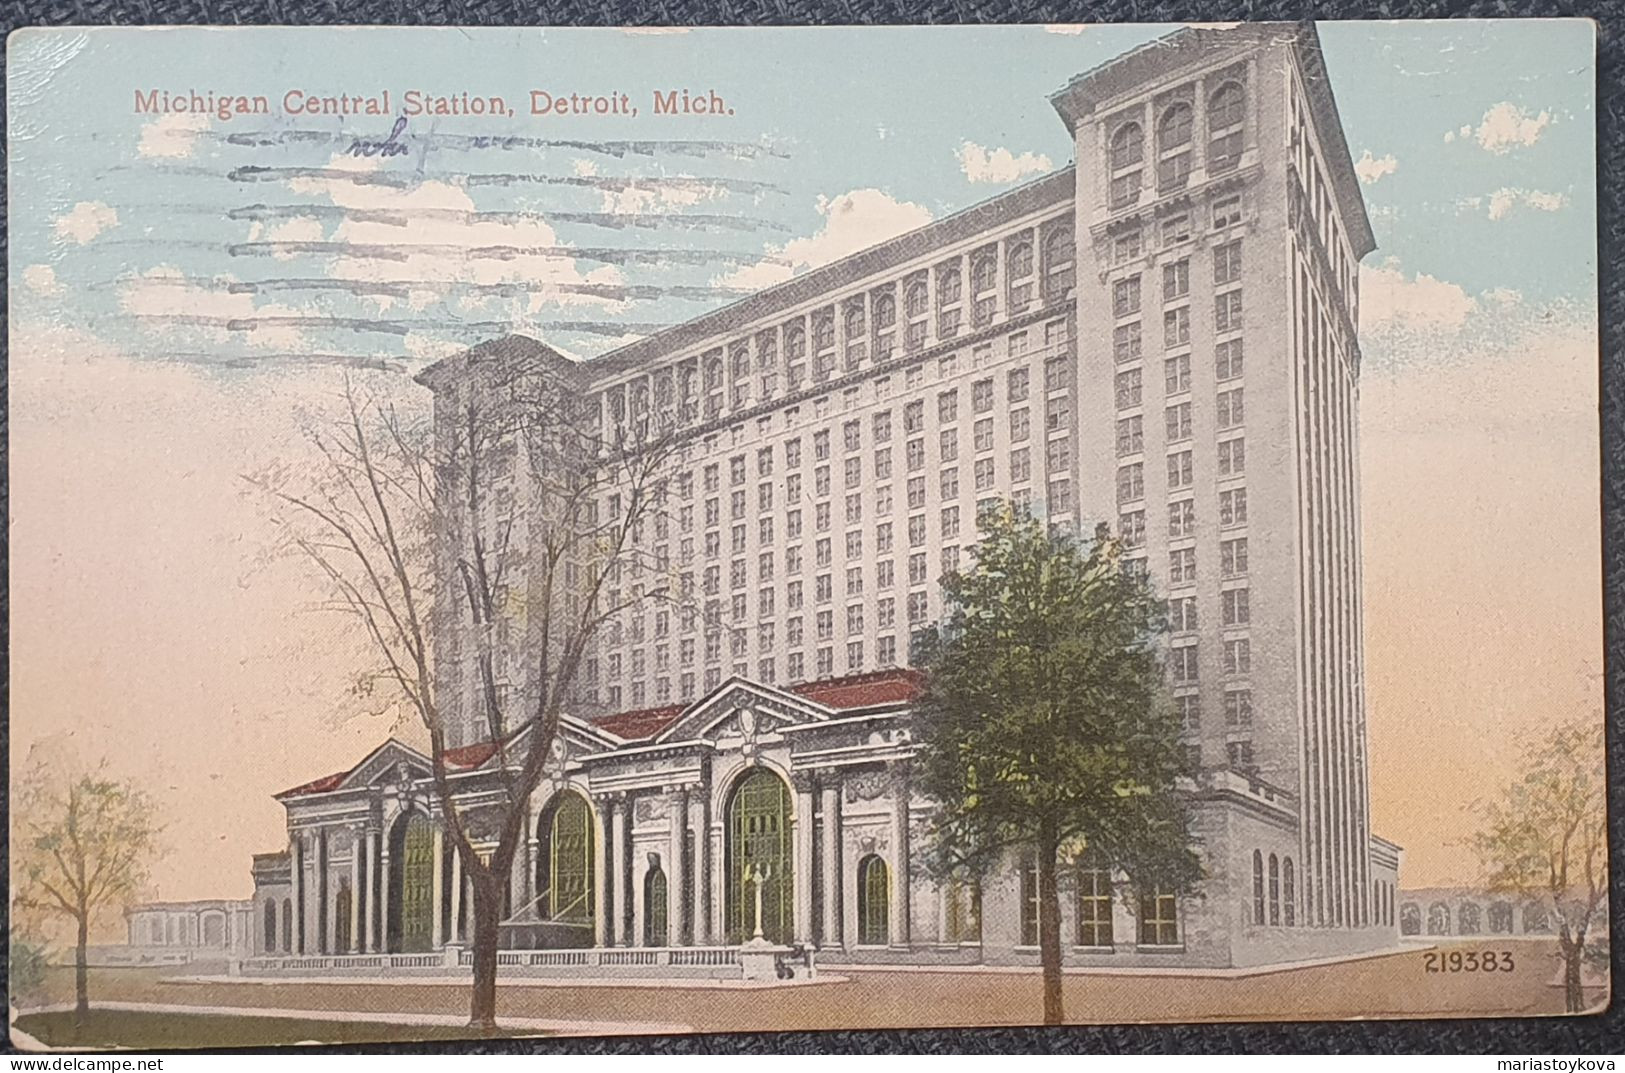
1169;643;1199;683
1116;462;1144;503
1218;437;1246;476
907;476;926;510
938;390;959;424
1220;487;1249;527
1214;240;1242;285
1116;368;1143;409
1169;547;1196;584
908;514;927;547
1222;587;1251;626
873;411;892;443
1162;258;1190;301
846;491;862;524
1215;290;1244;333
1218;388;1245;429
1077;864;1114;948
941;505;960;539
846;566;863;597
1221;537;1250;577
1116;415;1144;457
1010;408;1031;442
909;552;928;586
940;428;959;463
1164;354;1191;395
1212;196;1242;230
1046;394;1071;433
904;400;925;434
1163;307;1190;348
972;378;994;413
940;468;960;500
1113;322;1143;363
1113;227;1143;264
1160;213;1191;247
1176;694;1201;732
874;449;893;480
973;418;995;454
1139;889;1180;946
974;457;996;492
1169;498;1195;538
1119;509;1145;548
1216;339;1245;381
907;439;926;472
1012;447;1032;484
1165;402;1192;443
1226;740;1255;772
1008;366;1030;403
1112;275;1142;318
1168;595;1197;632
1224;638;1252;675
1224;689;1253;728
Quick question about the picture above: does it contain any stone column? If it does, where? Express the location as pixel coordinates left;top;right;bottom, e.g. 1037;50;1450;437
595;797;613;947
667;787;687;945
348;833;362;953
290;832;305;955
820;778;841;948
792;775;815;945
449;844;463;943
361;827;376;954
709;818;727;943
379;844;392;955
889;766;911;948
321;829;336;955
688;791;709;945
431;823;445;948
611;797;630;945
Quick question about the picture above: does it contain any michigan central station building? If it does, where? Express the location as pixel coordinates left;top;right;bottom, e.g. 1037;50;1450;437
244;22;1404;979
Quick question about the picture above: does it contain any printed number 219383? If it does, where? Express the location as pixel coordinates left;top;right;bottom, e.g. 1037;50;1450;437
1424;951;1516;973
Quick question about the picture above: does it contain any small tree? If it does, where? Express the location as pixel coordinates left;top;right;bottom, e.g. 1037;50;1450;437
914;506;1200;1026
12;761;162;1020
1471;716;1607;1013
256;355;673;1030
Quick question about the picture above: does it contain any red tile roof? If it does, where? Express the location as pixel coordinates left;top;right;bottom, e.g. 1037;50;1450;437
443;740;500;769
591;703;685;741
276;770;348;798
791;668;925;710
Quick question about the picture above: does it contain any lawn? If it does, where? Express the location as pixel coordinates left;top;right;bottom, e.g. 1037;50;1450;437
12;1009;535;1050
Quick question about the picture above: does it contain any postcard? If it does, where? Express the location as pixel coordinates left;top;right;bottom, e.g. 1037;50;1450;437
6;21;1606;1049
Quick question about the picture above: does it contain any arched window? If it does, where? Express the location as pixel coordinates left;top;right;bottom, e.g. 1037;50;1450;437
263;900;277;953
1427;902;1451;936
725;768;793;944
540;791;596;931
1400;902;1420;936
845;303;866;337
784;324;806;362
972;254;997;295
1251;850;1265;925
1157;103;1194;191
1043;229;1075;303
1268;854;1281;925
703;352;724;389
1458;901;1482;935
937;265;962;307
281;898;292;952
1209;82;1245;172
1110;121;1144;171
389;812;436;953
873;292;896;330
644;861;669;947
857;854;890;946
1487;901;1513;934
1283;858;1295;926
1007;241;1033;281
813;312;835;352
904;278;929;320
1076;854;1113;948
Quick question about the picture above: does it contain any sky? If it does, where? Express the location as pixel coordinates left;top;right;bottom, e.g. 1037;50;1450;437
7;22;1600;905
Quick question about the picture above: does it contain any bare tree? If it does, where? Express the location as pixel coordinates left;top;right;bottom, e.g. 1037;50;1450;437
12;759;162;1021
1470;716;1607;1013
253;352;675;1029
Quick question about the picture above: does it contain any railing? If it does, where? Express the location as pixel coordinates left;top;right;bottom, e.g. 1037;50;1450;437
247;945;749;974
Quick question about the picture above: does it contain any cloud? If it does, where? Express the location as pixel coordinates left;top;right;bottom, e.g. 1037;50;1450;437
22;264;62;296
957;141;1054;185
1467;102;1553;154
118;265;308;350
715;189;933;291
1353;150;1398;185
1360;259;1477;336
1460;187;1570;221
137;111;210;159
53;201;118;244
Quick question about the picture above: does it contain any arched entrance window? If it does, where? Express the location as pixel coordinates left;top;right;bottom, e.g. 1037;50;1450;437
1458;901;1481;935
857;854;890;946
334;881;353;952
1400;902;1421;936
1251;850;1265;924
281;899;292;952
389;812;436;953
1268;854;1281;925
1427;902;1451;935
1283;859;1296;927
725;768;793;943
263;901;277;953
644;862;669;947
539;792;596;931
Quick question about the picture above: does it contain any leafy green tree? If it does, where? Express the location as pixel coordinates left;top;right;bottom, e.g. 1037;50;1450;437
914;506;1201;1026
13;761;162;1020
1471;717;1607;1013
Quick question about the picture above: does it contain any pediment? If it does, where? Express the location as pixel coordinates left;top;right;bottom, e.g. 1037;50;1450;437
653;676;832;745
343;739;433;791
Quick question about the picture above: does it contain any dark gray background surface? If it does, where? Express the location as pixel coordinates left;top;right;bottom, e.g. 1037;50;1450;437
0;0;1619;1055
